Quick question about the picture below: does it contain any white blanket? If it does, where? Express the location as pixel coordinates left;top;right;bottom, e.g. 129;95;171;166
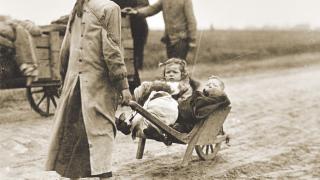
129;91;178;134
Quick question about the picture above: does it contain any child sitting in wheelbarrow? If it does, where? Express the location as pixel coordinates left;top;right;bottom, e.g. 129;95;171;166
172;75;230;133
116;58;230;144
116;58;198;136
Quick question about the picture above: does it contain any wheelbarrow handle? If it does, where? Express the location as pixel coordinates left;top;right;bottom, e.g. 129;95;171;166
126;100;141;110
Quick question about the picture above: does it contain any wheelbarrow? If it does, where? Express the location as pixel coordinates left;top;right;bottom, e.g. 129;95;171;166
126;100;231;165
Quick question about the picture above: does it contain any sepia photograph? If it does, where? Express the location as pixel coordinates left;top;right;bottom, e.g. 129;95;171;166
0;0;319;179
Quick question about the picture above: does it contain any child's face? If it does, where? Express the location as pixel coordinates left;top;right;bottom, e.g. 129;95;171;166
203;79;224;96
164;64;182;81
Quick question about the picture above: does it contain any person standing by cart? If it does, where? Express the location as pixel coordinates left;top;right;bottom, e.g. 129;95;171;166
110;1;149;69
45;0;131;179
123;0;197;60
110;0;149;92
130;0;149;70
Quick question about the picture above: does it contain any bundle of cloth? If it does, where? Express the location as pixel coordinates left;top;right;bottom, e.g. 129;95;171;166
50;15;69;25
0;15;41;85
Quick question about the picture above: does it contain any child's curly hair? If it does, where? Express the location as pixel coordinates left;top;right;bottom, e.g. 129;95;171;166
159;58;189;80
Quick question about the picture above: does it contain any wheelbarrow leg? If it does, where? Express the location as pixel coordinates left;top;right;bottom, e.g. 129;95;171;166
136;138;146;159
181;132;201;166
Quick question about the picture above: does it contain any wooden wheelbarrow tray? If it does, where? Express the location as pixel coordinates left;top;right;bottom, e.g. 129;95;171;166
127;101;231;165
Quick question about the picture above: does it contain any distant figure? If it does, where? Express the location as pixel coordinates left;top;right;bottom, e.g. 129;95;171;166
123;0;197;60
130;0;149;70
110;0;149;93
45;0;131;179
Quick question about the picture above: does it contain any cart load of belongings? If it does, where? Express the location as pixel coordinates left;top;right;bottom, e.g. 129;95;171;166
0;15;41;86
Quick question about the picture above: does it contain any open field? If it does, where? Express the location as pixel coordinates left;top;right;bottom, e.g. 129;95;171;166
143;29;320;68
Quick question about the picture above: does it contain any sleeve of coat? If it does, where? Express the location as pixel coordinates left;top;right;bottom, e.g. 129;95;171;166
137;0;162;17
101;4;129;91
184;0;197;43
59;17;71;83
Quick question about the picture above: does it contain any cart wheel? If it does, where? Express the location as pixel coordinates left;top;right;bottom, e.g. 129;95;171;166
195;143;221;160
26;86;59;117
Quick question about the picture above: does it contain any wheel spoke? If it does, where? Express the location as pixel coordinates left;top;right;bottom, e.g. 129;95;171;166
46;97;50;114
27;86;59;117
210;145;214;153
206;145;209;154
50;96;57;107
36;94;46;107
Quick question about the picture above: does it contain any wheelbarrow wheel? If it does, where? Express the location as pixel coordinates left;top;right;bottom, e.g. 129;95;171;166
195;143;222;160
26;86;59;117
195;127;225;160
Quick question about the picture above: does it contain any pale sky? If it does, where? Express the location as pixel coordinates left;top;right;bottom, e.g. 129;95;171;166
0;0;319;29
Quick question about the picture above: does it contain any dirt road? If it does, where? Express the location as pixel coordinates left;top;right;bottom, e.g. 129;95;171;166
0;54;319;179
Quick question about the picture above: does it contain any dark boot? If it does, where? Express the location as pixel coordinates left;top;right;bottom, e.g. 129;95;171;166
143;126;172;146
115;113;132;135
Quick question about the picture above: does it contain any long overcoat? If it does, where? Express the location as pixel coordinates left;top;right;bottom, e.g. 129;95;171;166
45;0;128;175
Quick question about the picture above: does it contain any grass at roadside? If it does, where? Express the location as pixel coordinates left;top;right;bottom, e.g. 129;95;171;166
143;30;320;68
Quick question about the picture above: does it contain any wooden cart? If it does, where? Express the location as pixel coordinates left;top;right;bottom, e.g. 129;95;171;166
0;16;139;117
127;100;231;165
0;25;64;117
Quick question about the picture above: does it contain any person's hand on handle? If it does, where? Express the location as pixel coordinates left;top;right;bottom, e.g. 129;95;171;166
121;89;132;106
